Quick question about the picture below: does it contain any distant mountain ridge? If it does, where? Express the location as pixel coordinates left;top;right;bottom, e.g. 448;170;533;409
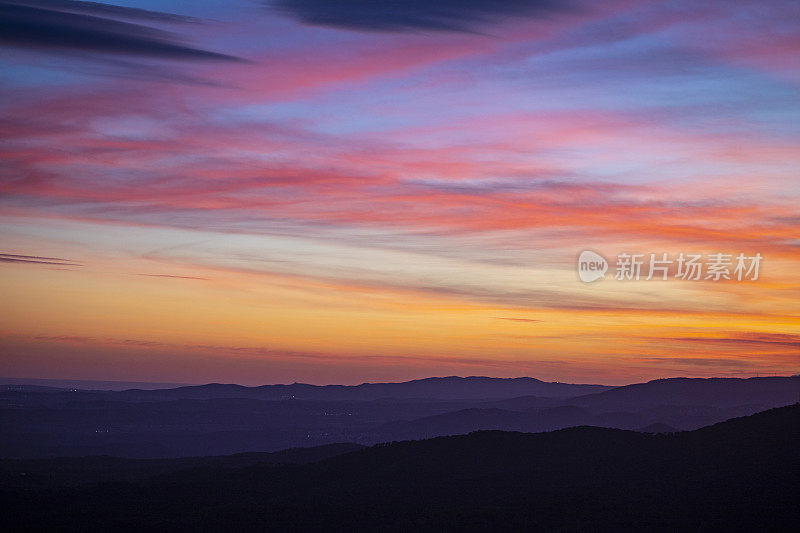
569;375;800;409
1;375;797;458
6;376;796;405
0;377;193;391
56;375;614;401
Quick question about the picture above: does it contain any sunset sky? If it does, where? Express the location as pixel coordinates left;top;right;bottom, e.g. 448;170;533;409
1;0;799;385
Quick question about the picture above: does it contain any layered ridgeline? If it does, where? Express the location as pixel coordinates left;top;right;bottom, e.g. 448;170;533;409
1;375;612;401
1;376;797;458
3;405;798;530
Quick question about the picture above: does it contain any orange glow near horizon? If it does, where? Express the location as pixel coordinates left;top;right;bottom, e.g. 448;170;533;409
2;220;798;385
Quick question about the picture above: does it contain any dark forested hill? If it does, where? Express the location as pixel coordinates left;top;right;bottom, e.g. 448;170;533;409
3;405;798;531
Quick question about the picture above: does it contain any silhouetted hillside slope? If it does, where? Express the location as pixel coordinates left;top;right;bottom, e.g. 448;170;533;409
1;376;796;458
0;396;474;458
637;422;677;433
4;405;798;531
361;403;766;441
570;376;800;410
0;443;363;489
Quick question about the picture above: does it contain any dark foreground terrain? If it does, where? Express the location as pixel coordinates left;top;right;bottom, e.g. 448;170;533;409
4;404;798;531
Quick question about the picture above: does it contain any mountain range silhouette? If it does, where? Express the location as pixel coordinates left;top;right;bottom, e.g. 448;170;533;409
2;376;797;458
3;404;798;530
